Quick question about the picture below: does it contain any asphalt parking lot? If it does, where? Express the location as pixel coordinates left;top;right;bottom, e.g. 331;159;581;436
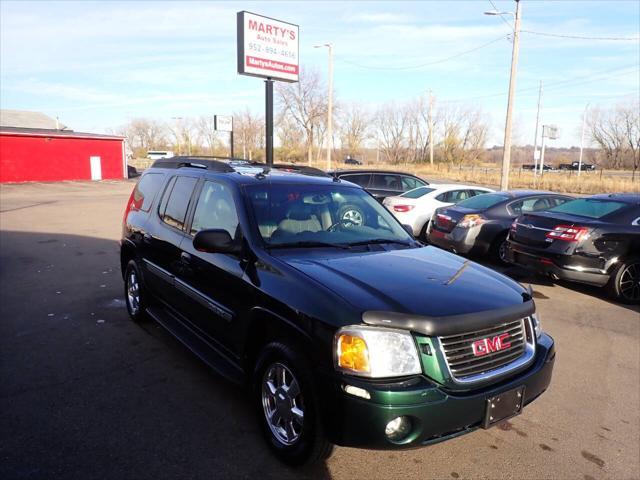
1;180;638;480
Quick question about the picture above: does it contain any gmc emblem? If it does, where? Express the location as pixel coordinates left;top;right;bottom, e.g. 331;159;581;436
472;333;511;356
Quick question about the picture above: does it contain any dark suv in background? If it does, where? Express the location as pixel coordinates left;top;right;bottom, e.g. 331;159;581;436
507;193;640;303
121;157;555;465
329;169;429;201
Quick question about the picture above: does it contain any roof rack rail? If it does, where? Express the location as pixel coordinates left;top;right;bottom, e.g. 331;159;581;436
151;156;236;172
244;161;329;177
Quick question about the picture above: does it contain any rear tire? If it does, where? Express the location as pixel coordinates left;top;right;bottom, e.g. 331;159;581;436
253;342;333;466
606;257;640;304
419;221;430;243
124;260;148;322
490;232;510;265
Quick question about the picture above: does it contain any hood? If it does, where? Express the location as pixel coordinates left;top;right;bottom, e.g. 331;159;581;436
278;246;528;320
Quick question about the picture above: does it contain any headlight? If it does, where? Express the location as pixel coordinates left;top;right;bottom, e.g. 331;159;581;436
531;313;542;338
334;325;422;378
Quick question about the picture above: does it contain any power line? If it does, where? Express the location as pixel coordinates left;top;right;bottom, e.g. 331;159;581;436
336;34;508;71
521;30;640;41
439;64;639;103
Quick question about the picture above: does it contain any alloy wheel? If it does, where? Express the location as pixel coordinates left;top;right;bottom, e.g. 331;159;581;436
127;270;140;316
261;362;305;445
619;262;640;302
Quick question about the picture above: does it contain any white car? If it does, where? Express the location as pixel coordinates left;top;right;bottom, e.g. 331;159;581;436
383;184;494;239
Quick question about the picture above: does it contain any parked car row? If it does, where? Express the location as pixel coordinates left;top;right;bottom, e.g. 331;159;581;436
415;188;638;304
351;169;638;304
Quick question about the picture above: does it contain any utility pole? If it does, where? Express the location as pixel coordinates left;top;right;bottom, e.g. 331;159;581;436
532;80;543;176
428;90;434;166
578;103;590;176
498;0;522;190
539;126;547;175
171;116;183;155
327;44;333;171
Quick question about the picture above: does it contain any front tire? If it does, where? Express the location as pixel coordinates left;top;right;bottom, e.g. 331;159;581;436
253;342;333;466
606;257;640;304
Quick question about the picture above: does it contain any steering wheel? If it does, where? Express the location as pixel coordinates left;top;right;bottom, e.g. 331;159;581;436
326;218;357;232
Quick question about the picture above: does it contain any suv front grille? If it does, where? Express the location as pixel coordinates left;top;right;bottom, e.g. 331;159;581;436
439;318;534;384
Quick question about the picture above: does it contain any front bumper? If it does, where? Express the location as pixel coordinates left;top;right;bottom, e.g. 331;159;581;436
320;333;555;449
506;243;611;287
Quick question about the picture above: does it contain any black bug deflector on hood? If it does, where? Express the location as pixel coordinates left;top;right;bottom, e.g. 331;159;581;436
362;299;535;337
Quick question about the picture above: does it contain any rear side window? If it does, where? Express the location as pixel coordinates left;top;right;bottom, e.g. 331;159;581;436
456;193;510;210
371;174;401;190
400;186;436;199
401;176;425;191
132;173;164;212
548;198;630;219
160;176;198;230
190;181;240;238
508;196;556;215
341;174;370;187
436;190;472;203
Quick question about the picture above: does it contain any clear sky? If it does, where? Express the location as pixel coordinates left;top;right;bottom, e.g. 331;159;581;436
1;0;638;147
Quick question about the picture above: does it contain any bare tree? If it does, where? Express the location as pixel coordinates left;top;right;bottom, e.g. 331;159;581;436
376;102;410;164
118;118;168;155
339;102;371;159
277;116;305;162
167;118;198;155
196;116;220;154
277;68;328;165
438;104;489;165
233;108;265;160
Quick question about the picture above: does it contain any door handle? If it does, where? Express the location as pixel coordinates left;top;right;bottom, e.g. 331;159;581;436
181;252;192;264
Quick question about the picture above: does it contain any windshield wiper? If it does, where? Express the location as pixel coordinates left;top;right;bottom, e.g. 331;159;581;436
346;238;413;247
267;241;351;250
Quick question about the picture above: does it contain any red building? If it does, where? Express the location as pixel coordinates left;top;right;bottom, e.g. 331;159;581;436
0;110;126;183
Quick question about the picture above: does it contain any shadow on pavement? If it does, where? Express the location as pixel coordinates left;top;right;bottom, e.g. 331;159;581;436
0;230;332;480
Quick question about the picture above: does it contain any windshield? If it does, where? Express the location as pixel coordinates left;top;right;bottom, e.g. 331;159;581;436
456;193;509;210
245;183;413;247
400;186;436;199
547;198;629;219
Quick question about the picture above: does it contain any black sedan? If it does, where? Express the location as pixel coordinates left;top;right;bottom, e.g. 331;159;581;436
329;170;428;202
427;191;573;263
507;193;640;303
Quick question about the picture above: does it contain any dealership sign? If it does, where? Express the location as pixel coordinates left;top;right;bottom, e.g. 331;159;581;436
237;11;299;83
214;115;233;132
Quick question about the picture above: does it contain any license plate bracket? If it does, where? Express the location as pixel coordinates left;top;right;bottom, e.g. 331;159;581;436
482;386;525;429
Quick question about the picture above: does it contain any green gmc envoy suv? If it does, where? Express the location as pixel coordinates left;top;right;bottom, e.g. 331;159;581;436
121;157;555;465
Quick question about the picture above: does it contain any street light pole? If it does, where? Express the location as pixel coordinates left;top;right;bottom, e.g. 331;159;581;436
578;103;590;177
315;43;333;171
327;44;333;171
532;80;543;176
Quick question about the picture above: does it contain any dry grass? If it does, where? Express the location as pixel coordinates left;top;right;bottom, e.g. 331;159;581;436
315;161;640;195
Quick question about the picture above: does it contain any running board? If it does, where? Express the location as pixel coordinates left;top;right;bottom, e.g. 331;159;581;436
146;306;246;385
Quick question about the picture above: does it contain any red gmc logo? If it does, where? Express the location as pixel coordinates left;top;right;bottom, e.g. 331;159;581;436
472;333;512;356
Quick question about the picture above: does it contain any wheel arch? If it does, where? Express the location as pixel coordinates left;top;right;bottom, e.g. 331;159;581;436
243;307;316;381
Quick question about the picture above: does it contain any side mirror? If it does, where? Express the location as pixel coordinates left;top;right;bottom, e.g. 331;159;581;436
402;224;414;237
193;229;241;254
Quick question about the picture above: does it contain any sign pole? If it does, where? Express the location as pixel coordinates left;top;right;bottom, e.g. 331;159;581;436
230;130;234;158
265;78;274;166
